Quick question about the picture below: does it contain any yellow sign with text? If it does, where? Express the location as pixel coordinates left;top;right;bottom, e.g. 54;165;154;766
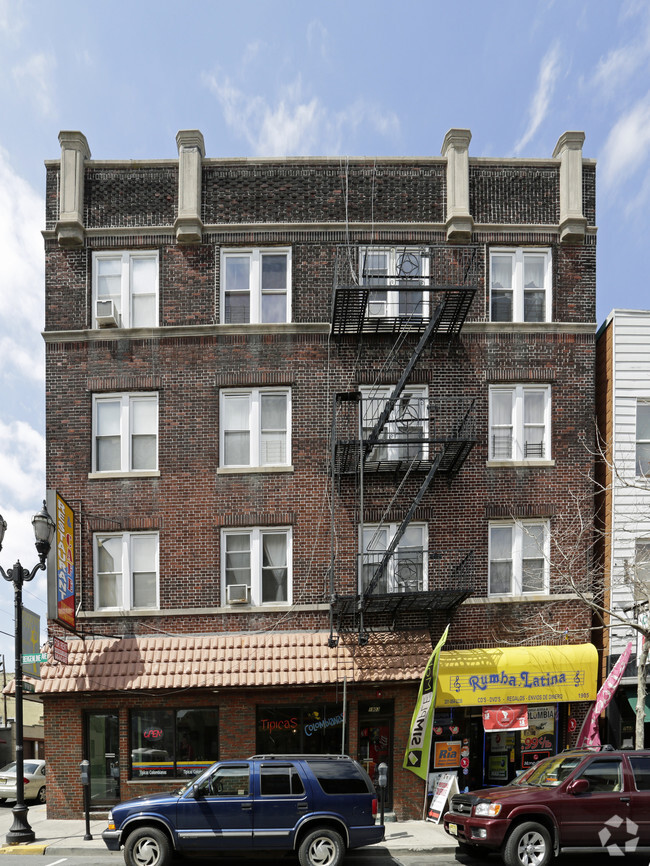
435;644;597;708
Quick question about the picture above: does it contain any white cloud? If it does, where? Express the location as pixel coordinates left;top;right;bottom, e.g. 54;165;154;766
307;20;328;59
0;418;45;500
202;70;399;155
514;43;562;155
12;52;57;118
0;147;46;385
0;0;25;36
599;95;650;191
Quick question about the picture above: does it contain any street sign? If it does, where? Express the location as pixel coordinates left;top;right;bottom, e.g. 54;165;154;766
22;653;48;664
22;682;35;693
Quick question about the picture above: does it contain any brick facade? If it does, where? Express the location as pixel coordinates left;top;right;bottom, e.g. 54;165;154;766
43;131;598;819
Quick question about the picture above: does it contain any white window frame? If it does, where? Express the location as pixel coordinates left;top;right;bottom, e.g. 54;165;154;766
489;385;551;461
359;246;430;319
221;527;292;606
488;520;550;596
361;523;428;594
92;251;159;328
361;385;428;462
93;531;159;611
220;387;291;469
92;392;159;474
220;247;292;324
489;247;552;323
636;400;650;477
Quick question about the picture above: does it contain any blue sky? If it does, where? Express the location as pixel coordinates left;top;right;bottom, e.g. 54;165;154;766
0;0;649;667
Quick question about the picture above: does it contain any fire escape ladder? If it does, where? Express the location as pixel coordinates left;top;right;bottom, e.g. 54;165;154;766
364;303;446;457
361;449;444;609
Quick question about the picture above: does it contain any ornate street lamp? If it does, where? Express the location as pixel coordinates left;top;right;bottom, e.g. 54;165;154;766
0;501;55;845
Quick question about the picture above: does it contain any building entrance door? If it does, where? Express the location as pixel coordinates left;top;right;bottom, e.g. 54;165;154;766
358;700;393;811
85;711;120;805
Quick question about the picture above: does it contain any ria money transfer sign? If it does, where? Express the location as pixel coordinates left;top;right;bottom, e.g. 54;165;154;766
403;625;449;780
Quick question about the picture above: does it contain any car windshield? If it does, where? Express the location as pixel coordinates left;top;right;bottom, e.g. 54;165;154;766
511;755;583;787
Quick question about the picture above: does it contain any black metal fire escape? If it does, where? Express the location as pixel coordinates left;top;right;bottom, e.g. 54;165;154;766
329;245;479;640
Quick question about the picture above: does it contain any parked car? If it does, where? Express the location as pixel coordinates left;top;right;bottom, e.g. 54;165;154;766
443;748;650;866
102;754;384;866
0;759;46;804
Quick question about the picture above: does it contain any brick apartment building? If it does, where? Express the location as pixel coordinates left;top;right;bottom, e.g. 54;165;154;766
39;128;599;818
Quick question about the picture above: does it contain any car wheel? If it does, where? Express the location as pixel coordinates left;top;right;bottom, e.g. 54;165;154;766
298;828;344;866
35;787;46;805
503;821;552;866
457;841;491;859
124;827;172;866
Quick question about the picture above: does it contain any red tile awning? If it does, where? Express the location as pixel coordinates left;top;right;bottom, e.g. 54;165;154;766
19;631;434;695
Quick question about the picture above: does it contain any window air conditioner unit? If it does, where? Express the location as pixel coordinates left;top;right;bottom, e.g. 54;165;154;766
95;299;120;328
227;584;250;604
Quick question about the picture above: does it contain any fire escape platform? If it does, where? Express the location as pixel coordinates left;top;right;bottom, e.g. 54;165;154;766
331;587;472;633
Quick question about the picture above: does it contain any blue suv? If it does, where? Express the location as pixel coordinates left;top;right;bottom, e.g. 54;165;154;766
102;754;384;866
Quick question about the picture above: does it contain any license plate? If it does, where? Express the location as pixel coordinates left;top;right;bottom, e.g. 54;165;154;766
448;823;458;836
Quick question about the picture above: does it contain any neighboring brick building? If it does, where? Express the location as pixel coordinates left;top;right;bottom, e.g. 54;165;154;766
40;129;599;819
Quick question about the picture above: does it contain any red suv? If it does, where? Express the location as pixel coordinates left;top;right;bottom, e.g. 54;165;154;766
443;749;650;866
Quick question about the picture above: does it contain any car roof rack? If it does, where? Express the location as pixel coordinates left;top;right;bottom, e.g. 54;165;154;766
248;754;352;761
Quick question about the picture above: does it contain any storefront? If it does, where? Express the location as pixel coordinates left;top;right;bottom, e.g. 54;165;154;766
431;644;598;788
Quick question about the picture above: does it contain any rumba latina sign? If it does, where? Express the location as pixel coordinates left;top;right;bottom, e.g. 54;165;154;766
435;644;597;708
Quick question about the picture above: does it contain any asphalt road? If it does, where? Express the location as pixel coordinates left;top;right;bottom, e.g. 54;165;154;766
0;851;649;866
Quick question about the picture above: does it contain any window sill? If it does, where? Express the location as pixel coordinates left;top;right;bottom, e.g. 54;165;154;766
486;460;555;468
484;592;551;603
217;465;294;475
88;470;161;480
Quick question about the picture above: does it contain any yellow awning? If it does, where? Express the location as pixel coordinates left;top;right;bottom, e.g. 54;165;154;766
435;643;598;708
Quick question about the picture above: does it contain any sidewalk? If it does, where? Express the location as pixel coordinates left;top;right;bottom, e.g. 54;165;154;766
0;805;457;856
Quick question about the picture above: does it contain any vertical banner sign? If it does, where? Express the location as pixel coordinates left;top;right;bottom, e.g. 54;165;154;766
403;625;449;779
22;608;41;679
576;640;633;749
55;493;76;631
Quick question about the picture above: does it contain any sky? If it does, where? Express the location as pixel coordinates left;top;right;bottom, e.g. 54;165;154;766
0;0;649;669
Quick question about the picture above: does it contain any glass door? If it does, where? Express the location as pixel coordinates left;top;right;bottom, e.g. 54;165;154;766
358;700;393;810
86;711;120;805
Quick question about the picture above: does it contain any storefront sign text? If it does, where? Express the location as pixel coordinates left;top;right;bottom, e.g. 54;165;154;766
305;712;344;736
260;717;298;732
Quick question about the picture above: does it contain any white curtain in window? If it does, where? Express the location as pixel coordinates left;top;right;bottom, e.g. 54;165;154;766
130;257;157;327
131;397;157;470
97;535;122;608
132;534;157;608
96;400;121;471
489;526;513;594
224;395;251;465
261;394;287;464
261;533;287;602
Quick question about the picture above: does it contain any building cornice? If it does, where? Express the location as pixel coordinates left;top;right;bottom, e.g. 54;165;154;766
42;320;596;345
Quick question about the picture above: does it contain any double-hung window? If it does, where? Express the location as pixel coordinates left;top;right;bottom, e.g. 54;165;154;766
489;385;550;461
220;388;290;468
92;393;158;473
360;247;429;319
94;531;159;610
93;251;158;328
361;386;428;463
489;521;549;596
490;248;552;323
636;401;650;476
222;527;292;605
361;523;427;594
221;248;291;324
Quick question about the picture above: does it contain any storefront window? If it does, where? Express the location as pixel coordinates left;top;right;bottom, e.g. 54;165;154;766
130;708;219;779
256;704;346;754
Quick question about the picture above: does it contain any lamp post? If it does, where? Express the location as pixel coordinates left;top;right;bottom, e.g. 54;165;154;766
0;501;55;845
